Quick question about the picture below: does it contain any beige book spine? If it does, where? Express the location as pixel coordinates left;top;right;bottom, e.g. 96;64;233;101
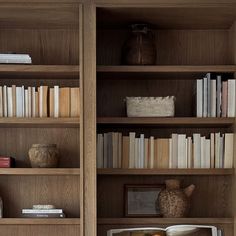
122;136;129;169
59;87;70;117
70;87;80;117
49;88;54;118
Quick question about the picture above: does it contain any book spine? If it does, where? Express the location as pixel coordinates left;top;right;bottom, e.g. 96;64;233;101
196;79;203;117
216;75;222;117
22;213;65;218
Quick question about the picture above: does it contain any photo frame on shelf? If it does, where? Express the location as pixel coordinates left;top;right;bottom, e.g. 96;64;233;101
124;184;164;217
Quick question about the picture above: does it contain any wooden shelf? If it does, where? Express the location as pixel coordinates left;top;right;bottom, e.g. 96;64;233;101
0;168;80;176
97;168;234;176
97;117;234;127
0;218;80;225
0;65;79;79
98;218;233;225
0;118;80;127
97;65;236;80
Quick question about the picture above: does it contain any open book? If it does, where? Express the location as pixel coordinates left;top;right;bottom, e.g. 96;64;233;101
107;225;220;236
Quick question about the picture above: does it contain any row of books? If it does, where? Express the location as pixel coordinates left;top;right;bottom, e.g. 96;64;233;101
0;85;80;118
0;53;32;64
97;132;234;169
0;157;15;168
22;208;65;218
196;73;235;117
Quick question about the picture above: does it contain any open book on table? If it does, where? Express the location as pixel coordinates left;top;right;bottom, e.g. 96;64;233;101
107;225;221;236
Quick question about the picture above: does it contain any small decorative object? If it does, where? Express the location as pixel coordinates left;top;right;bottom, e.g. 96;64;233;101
28;144;59;168
126;96;175;117
122;24;156;65
33;204;55;210
125;184;164;217
158;179;195;218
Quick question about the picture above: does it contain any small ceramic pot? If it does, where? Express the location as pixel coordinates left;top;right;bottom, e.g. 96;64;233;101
28;144;59;168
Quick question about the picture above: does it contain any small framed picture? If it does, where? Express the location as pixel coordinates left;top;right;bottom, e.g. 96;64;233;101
124;184;164;217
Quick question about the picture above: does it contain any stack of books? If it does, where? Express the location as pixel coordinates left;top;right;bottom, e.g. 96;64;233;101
0;53;32;64
22;208;65;218
0;157;15;168
196;73;235;117
0;85;80;118
97;132;234;169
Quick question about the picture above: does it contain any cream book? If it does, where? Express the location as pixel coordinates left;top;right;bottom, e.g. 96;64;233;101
156;139;169;169
70;87;80;117
224;133;234;168
129;132;135;168
122;136;129;169
49;88;54;117
107;225;218;236
39;86;48;118
59;87;70;117
7;87;13;117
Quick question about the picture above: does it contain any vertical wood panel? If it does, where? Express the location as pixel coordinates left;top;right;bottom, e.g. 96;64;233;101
81;2;97;236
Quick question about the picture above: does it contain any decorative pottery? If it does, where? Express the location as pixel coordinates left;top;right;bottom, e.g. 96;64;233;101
122;24;156;65
0;196;3;218
157;179;195;218
28;144;59;168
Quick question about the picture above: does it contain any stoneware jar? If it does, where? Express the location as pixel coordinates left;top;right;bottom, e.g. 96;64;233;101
28;144;59;168
122;24;156;65
158;179;195;218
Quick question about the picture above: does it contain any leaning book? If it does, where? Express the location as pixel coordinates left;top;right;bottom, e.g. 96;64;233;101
107;225;218;236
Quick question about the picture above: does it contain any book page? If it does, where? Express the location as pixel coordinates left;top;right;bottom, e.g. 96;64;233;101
166;226;215;236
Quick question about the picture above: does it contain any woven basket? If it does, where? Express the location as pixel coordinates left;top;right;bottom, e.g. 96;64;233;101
126;96;175;117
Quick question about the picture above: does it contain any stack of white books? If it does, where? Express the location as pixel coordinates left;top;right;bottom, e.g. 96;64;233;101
0;54;32;64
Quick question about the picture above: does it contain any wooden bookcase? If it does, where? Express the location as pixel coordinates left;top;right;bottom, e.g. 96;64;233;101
96;3;236;236
0;1;236;236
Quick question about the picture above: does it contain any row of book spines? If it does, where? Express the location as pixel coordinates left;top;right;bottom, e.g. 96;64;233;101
0;157;15;167
97;133;234;169
0;85;80;118
196;75;235;118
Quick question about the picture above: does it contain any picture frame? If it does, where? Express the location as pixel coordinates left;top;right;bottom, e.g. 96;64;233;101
124;184;164;217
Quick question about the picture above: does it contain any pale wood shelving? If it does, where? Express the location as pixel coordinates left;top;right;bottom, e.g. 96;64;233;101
97;117;234;127
0;168;80;176
97;218;233;225
0;218;80;225
97;168;234;176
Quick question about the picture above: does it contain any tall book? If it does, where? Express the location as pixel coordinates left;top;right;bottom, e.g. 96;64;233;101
156;139;169;168
16;86;23;117
97;134;104;168
149;136;154;169
0;87;3;117
216;75;222;117
32;87;36;117
24;89;29;117
112;132;118;168
118;133;122;168
59;87;70;117
107;132;113;168
169;138;172;169
215;133;221;168
12;85;16;117
203;77;208;117
3;85;7;117
227;79;236;117
49;88;54;117
171;134;178;168
103;133;108;168
210;79;216;117
187;137;192;168
144;138;149;168
177;134;187;168
54;86;59;118
28;87;32;117
70;87;80;117
7;87;13;117
122;136;129;169
221;81;228;117
200;136;206;168
224;133;234;168
206;73;211;117
129;132;135;168
140;134;145;168
193;133;201;168
196;79;203;117
39;86;48;118
205;139;211;168
210;133;215;168
35;91;39;117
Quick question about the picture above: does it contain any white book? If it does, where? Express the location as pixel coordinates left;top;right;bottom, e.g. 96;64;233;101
7;87;13;117
207;73;211;117
16;87;23;117
205;139;211;168
0;54;32;64
219;135;224;168
24;90;29;118
200;136;206;168
224;133;234;168
32;87;36;117
54;86;59;118
203;77;208;117
140;134;145;168
210;133;215;168
144;138;149;168
216;75;222;117
177;134;187;168
28;87;32;117
193;134;201;168
39;86;43;118
118;133;122;168
129;132;135;168
187;137;192;168
0;87;3;117
22;209;63;214
103;133;108;168
171;134;178;168
134;138;139;168
227;79;236;117
149;136;154;169
169;138;172;168
210;79;216;117
215;133;221;168
196;79;203;117
21;86;25;117
3;85;7;117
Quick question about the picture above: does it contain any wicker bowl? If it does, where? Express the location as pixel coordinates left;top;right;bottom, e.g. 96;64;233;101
126;96;175;117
